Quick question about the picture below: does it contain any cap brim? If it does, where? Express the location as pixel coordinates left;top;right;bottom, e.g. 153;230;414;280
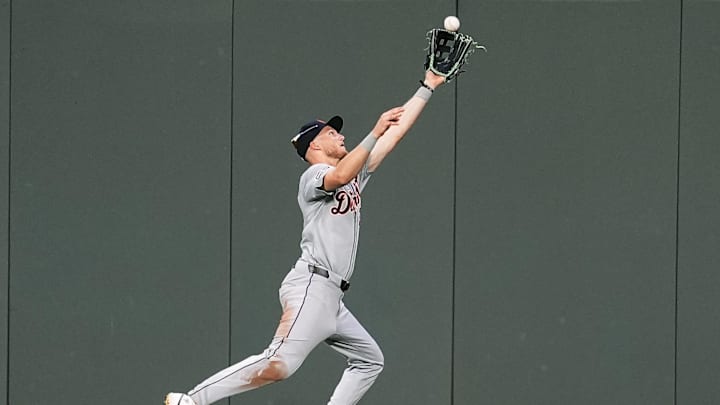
327;115;343;132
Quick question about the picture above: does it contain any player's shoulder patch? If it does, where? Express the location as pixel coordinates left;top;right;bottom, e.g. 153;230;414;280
299;163;334;200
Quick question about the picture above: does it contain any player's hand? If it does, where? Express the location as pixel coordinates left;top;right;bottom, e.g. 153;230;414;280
423;70;446;90
371;107;405;138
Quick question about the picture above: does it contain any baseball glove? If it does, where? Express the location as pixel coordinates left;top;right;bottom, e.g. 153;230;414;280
424;28;486;82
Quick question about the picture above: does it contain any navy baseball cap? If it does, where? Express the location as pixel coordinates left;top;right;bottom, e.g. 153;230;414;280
290;115;343;160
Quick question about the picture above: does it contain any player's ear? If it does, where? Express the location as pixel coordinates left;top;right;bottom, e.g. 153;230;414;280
308;140;321;151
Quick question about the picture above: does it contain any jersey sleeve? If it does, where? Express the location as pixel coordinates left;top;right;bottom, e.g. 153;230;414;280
300;164;334;201
357;161;373;191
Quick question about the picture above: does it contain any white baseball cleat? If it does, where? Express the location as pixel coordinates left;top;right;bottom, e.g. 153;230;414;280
165;393;197;405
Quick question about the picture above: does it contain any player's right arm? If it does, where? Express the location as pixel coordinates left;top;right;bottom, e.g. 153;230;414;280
322;107;404;191
367;70;446;173
322;149;372;191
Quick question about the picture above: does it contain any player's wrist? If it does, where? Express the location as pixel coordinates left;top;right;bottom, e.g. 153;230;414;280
359;133;378;151
414;83;433;101
424;70;446;89
419;80;435;92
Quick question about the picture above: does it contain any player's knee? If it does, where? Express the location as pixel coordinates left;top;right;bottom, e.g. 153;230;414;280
257;359;290;383
373;357;385;374
365;347;385;376
373;345;385;368
360;358;384;379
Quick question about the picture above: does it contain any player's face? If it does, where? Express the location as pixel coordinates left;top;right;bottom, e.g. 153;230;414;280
314;126;348;159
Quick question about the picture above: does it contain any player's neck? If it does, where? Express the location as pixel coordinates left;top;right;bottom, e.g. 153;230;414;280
309;155;340;167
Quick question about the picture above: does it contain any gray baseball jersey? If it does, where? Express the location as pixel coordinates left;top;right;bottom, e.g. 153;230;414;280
297;162;372;281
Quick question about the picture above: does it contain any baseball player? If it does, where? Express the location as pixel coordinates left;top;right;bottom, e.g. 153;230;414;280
165;69;446;405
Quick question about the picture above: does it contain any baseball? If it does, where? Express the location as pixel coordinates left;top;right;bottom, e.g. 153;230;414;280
444;16;460;31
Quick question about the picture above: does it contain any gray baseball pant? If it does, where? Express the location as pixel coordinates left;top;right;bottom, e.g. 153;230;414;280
186;263;384;405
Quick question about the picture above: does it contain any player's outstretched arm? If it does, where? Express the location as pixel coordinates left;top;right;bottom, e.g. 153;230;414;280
367;70;445;172
323;107;405;191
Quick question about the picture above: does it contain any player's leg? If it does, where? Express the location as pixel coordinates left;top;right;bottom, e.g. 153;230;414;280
324;302;384;405
184;341;288;405
184;270;340;405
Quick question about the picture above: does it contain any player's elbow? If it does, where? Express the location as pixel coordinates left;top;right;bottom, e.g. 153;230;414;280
335;171;356;186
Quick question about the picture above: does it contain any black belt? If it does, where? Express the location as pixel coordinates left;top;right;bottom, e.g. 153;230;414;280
308;265;350;292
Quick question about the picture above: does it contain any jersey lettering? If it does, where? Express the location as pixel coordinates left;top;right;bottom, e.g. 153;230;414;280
331;181;361;215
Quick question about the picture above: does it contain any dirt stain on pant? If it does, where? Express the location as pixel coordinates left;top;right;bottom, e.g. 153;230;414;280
248;359;289;387
274;301;297;338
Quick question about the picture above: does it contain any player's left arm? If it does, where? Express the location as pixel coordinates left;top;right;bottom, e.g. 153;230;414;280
367;70;446;173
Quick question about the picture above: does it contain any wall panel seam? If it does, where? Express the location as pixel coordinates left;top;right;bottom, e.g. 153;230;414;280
4;1;11;404
451;4;459;405
673;1;684;405
229;0;236;378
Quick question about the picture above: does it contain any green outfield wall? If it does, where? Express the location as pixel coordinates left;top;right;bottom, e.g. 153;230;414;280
2;1;718;404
